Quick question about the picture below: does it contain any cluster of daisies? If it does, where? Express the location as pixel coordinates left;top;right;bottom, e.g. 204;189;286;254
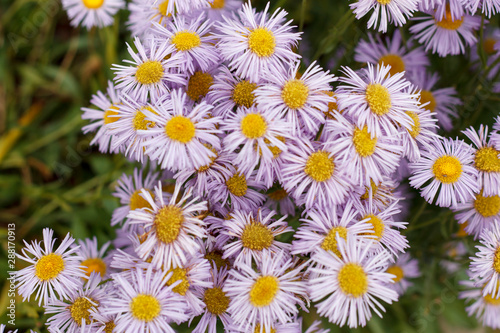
11;0;500;332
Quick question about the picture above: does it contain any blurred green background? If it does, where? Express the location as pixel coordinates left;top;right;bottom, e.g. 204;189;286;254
1;0;500;331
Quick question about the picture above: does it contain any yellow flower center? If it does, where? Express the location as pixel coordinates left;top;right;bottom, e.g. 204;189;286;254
165;115;196;143
70;297;97;326
104;321;115;333
232;80;257;107
204;287;230;315
304;151;335;182
187;71;213;101
241;113;267;139
377;0;391;4
172;31;201;51
419;90;437;112
248;28;276;57
81;258;107;278
363;214;384;240
82;0;104;9
353;126;377;157
133;107;157;131
154;205;184;244
474;192;500;217
435;10;464;30
210;0;225;9
338;263;368;297
321;226;348;257
241;222;274;250
204;251;230;269
130;189;154;211
268;188;288;201
281;79;309;109
378;54;405;76
130;294;161;322
165;267;190;295
103;106;120;124
386;265;404;283
432;155;462;184
366;83;391;116
484;292;500;305
475;147;500;173
35;253;65;281
135;61;164;85
226;173;247;196
405;111;421;138
249;276;279;307
484;38;497;55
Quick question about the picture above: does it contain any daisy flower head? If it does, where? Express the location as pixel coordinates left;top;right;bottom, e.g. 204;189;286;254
151;13;220;75
349;0;418;33
354;30;429;78
254;60;336;135
409;8;481;57
107;95;162;163
355;199;409;256
222;105;290;175
407;70;461;131
81;81;122;154
409;136;479;207
469;220;500;299
127;181;207;269
140;89;222;172
207;167;266;211
103;266;189;333
463;125;500;196
16;228;86;306
324;113;403;187
111;167;160;227
384;253;421;295
62;0;124;29
220;208;293;267
292;199;374;257
215;1;301;82
336;64;420;137
44;273;106;332
192;265;234;333
208;65;261;118
112;37;186;102
308;236;398;328
280;136;353;210
74;237;111;279
460;273;500;329
468;0;500;17
224;251;308;332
